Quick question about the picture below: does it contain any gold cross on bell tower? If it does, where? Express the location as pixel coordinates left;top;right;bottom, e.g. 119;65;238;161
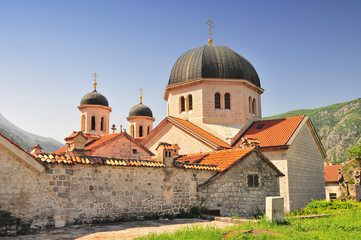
93;72;99;90
206;17;214;45
139;87;143;103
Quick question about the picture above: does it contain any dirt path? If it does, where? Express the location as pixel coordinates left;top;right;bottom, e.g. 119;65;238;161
2;219;234;240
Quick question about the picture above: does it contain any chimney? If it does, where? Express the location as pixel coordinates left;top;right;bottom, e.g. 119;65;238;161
65;131;87;156
172;144;180;159
155;142;174;167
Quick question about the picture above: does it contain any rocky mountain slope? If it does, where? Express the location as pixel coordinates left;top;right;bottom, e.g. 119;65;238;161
264;98;361;163
0;113;63;152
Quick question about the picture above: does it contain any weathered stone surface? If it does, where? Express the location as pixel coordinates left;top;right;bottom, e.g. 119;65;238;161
199;152;280;218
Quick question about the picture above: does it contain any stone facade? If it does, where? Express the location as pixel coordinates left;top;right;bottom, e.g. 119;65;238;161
144;122;216;155
165;80;262;143
199;152;280;217
0;134;284;236
127;116;155;138
78;105;112;136
263;122;326;211
0;143;216;234
87;134;153;159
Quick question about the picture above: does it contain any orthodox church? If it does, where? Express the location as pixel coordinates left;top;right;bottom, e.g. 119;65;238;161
0;25;327;235
51;33;326;211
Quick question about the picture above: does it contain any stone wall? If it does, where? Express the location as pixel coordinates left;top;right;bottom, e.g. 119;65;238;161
89;135;152;159
287;123;326;210
262;150;290;211
199;152;280;217
0;144;216;234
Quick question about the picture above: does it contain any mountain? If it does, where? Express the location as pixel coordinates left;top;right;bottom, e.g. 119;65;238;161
0;113;64;153
263;98;361;163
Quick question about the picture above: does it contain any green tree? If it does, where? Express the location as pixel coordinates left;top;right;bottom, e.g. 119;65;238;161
347;141;361;159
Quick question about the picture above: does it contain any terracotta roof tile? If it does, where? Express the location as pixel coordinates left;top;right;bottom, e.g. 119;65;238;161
169;117;230;148
199;147;254;172
175;147;255;172
35;153;165;168
324;165;342;182
54;146;67;154
84;133;123;150
234;115;305;148
177;153;210;163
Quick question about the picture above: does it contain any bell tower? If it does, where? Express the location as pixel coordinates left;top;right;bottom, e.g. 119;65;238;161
127;88;155;139
78;73;112;136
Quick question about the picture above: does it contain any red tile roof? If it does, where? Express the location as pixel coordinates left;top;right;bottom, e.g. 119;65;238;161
174;161;219;171
84;133;123;150
200;147;255;172
234;115;305;148
36;153;165;168
169;117;230;148
175;147;255;172
176;153;210;163
54;132;154;156
54;146;67;154
324;165;342;182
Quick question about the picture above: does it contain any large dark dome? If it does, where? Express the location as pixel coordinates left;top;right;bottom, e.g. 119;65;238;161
129;103;153;118
80;90;109;107
168;45;260;87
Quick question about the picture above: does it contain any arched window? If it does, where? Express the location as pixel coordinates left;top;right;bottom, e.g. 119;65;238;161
91;116;96;130
252;98;256;114
139;125;143;137
131;125;134;137
101;117;104;131
215;93;221;109
180;96;185;112
81;115;85;132
188;95;193;111
225;93;230;109
147;126;150;135
249;97;252;113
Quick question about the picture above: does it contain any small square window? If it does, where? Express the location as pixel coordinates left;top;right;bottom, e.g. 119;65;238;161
247;174;259;187
132;149;137;154
256;124;265;129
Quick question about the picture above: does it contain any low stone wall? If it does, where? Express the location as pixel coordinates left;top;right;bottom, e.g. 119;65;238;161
0;146;215;235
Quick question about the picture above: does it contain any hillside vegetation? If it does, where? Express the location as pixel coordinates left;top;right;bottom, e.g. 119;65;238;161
0;113;63;152
264;98;361;163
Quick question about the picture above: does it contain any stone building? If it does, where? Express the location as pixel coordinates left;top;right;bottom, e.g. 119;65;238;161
324;164;342;200
0;33;327;235
0;133;282;235
142;42;326;211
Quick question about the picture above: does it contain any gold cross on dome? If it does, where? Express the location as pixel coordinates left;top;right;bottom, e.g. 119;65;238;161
139;87;143;103
93;72;99;90
206;17;214;45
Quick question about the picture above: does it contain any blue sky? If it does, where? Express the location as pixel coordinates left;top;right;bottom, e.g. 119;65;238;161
1;0;360;143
